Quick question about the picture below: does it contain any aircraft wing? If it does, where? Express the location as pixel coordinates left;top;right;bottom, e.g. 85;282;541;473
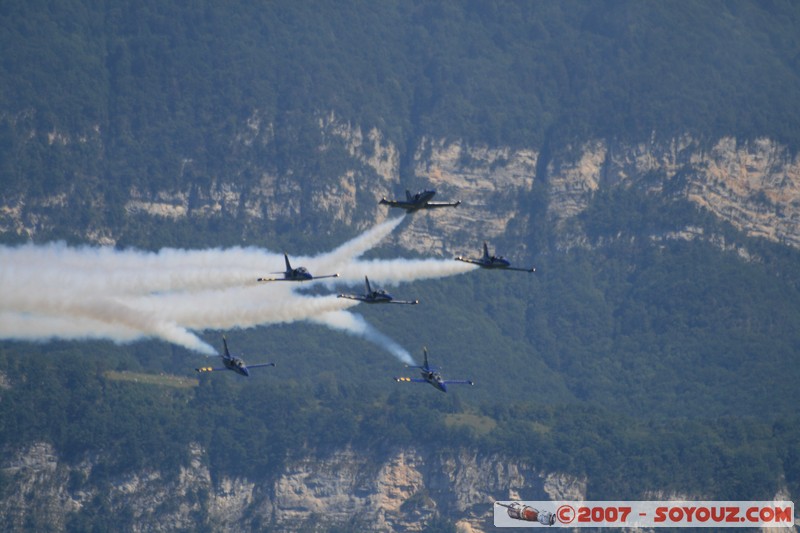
258;275;337;282
195;366;227;373
246;362;276;369
423;201;461;209
394;377;428;383
388;299;419;305
504;266;536;273
442;379;475;385
311;273;340;280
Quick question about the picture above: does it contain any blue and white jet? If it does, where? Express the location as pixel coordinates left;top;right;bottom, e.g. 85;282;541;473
394;347;474;393
257;253;339;282
338;276;419;305
195;336;275;377
379;189;461;213
456;242;535;272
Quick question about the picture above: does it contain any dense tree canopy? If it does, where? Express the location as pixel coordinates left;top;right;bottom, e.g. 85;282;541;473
2;0;799;193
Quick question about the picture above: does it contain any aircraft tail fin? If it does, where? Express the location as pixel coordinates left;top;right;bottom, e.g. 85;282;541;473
222;335;231;359
406;190;413;201
284;253;292;272
364;276;372;294
483;242;490;260
423;346;430;370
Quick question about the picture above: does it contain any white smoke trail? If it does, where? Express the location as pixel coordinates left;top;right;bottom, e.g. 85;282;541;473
2;241;280;294
337;258;477;285
0;312;143;342
129;286;360;331
311;216;405;272
1;261;217;354
0;216;475;356
310;310;415;365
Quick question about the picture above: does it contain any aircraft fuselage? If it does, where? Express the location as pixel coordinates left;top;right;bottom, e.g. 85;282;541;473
224;357;250;376
287;267;313;281
411;190;436;205
482;256;512;268
366;291;393;303
422;370;448;392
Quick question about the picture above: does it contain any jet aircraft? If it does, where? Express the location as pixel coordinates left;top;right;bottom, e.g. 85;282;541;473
394;347;474;393
195;336;275;377
338;276;419;305
455;242;535;272
257;253;339;282
379;189;461;213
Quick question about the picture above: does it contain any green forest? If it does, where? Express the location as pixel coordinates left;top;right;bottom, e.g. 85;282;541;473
2;0;800;195
1;0;800;530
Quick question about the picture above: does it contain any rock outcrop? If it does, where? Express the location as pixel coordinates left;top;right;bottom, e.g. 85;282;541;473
0;442;579;532
3;110;799;260
545;136;800;249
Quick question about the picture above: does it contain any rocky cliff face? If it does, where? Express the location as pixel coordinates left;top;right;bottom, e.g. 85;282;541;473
1;441;584;532
7;441;794;532
546;135;800;249
2;112;799;261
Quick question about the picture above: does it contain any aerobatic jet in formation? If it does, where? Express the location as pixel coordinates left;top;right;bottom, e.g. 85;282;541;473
379;189;461;213
394;347;474;393
455;242;535;272
195;336;275;377
257;253;339;282
338;276;419;305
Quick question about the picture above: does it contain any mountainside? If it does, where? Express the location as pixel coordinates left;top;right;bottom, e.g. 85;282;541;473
3;441;585;532
4;121;800;254
2;1;800;531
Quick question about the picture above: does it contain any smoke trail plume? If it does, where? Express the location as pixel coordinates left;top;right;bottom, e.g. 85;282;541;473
310;310;415;365
338;258;477;285
312;215;406;272
0;216;474;357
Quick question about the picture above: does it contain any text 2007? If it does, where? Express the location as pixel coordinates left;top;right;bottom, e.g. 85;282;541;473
577;506;632;523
